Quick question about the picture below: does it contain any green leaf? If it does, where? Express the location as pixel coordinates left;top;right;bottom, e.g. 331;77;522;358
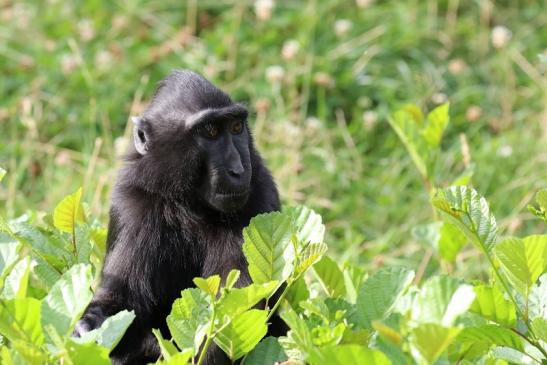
0;167;6;182
355;267;414;329
343;264;365;304
152;328;180;360
422;102;449;147
65;340;110;365
242;211;294;285
0;234;20;287
155;350;193;365
166;288;211;355
495;235;547;297
295;242;327;276
287;205;326;247
244;336;288;365
285;275;309;312
75;310;135;350
531;317;547;342
432;186;497;254
224;269;240;289
470;285;517;327
308;345;391;365
313;256;346;297
193;275;221;297
388;106;428;178
528;188;547;222
2;257;30;299
410;324;461;364
529;274;547;322
215;281;278;325
491;347;536;364
279;307;314;360
457;325;524;351
53;188;85;233
214;309;268;361
32;257;61;290
438;222;467;263
0;298;44;346
41;263;93;342
411;276;475;326
8;222;69;270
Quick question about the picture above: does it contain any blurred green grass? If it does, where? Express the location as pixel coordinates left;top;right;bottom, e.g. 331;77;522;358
0;0;546;276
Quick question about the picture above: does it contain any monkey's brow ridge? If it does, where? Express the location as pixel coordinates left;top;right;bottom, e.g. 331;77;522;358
185;104;248;130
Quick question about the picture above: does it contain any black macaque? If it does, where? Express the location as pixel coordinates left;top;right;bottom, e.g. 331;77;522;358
74;70;286;364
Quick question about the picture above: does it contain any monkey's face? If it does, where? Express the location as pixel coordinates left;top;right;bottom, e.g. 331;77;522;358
193;119;252;213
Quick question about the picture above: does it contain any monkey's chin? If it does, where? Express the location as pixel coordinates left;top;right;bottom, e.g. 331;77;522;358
210;191;250;213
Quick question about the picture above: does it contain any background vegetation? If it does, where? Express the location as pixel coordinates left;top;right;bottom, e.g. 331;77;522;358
1;0;546;276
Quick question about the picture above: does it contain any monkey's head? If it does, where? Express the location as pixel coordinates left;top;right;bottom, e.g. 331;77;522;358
128;70;254;213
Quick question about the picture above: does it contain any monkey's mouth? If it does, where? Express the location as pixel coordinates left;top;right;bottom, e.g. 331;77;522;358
212;189;250;212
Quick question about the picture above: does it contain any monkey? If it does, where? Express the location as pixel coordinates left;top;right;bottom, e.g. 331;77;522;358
73;70;284;364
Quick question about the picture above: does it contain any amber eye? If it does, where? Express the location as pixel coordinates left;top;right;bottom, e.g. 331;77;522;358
231;121;243;134
199;122;219;139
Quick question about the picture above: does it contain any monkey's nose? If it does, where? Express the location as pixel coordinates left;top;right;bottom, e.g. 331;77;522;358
228;166;244;178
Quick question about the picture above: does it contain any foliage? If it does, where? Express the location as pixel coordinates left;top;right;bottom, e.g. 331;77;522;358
0;177;545;364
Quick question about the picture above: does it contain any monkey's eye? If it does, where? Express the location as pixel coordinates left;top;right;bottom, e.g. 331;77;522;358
231;121;244;134
198;122;220;139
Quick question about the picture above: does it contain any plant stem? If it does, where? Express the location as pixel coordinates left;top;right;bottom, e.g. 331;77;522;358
196;335;213;365
266;279;292;322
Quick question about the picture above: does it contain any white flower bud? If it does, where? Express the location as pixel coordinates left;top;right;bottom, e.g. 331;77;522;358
334;19;352;37
265;65;285;83
282;40;300;61
254;0;274;21
491;26;512;49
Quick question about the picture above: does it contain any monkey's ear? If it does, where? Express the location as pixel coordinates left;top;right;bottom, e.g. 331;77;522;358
132;116;150;155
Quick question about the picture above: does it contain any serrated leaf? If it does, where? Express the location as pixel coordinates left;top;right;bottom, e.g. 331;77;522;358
491;347;536;364
529;274;546;320
225;269;240;289
33;257;61;290
215;281;278;325
531;317;547;342
422;102;449;147
166;288;211;355
457;325;524;351
8;222;69;270
279;307;314;358
65;340;110;365
343;264;365;304
313;256;346;297
470;285;517;327
2;257;30;299
193;275;221;297
438;222;467;262
412;276;475;327
53;188;85;233
244;336;288;365
41;263;93;343
0;234;20;286
152;328;180;360
287;205;326;247
495;235;547;297
75;310;135;350
155;350;193;365
432;186;497;254
242;211;294;285
388;108;428;178
214;309;268;361
308;345;391;365
355;267;414;329
296;242;327;276
285;275;309;313
0;298;44;346
410;324;461;364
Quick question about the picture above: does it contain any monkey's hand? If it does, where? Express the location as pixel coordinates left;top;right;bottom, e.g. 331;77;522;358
72;305;106;337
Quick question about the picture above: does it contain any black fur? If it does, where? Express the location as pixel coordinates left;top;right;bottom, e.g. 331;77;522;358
75;70;283;364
